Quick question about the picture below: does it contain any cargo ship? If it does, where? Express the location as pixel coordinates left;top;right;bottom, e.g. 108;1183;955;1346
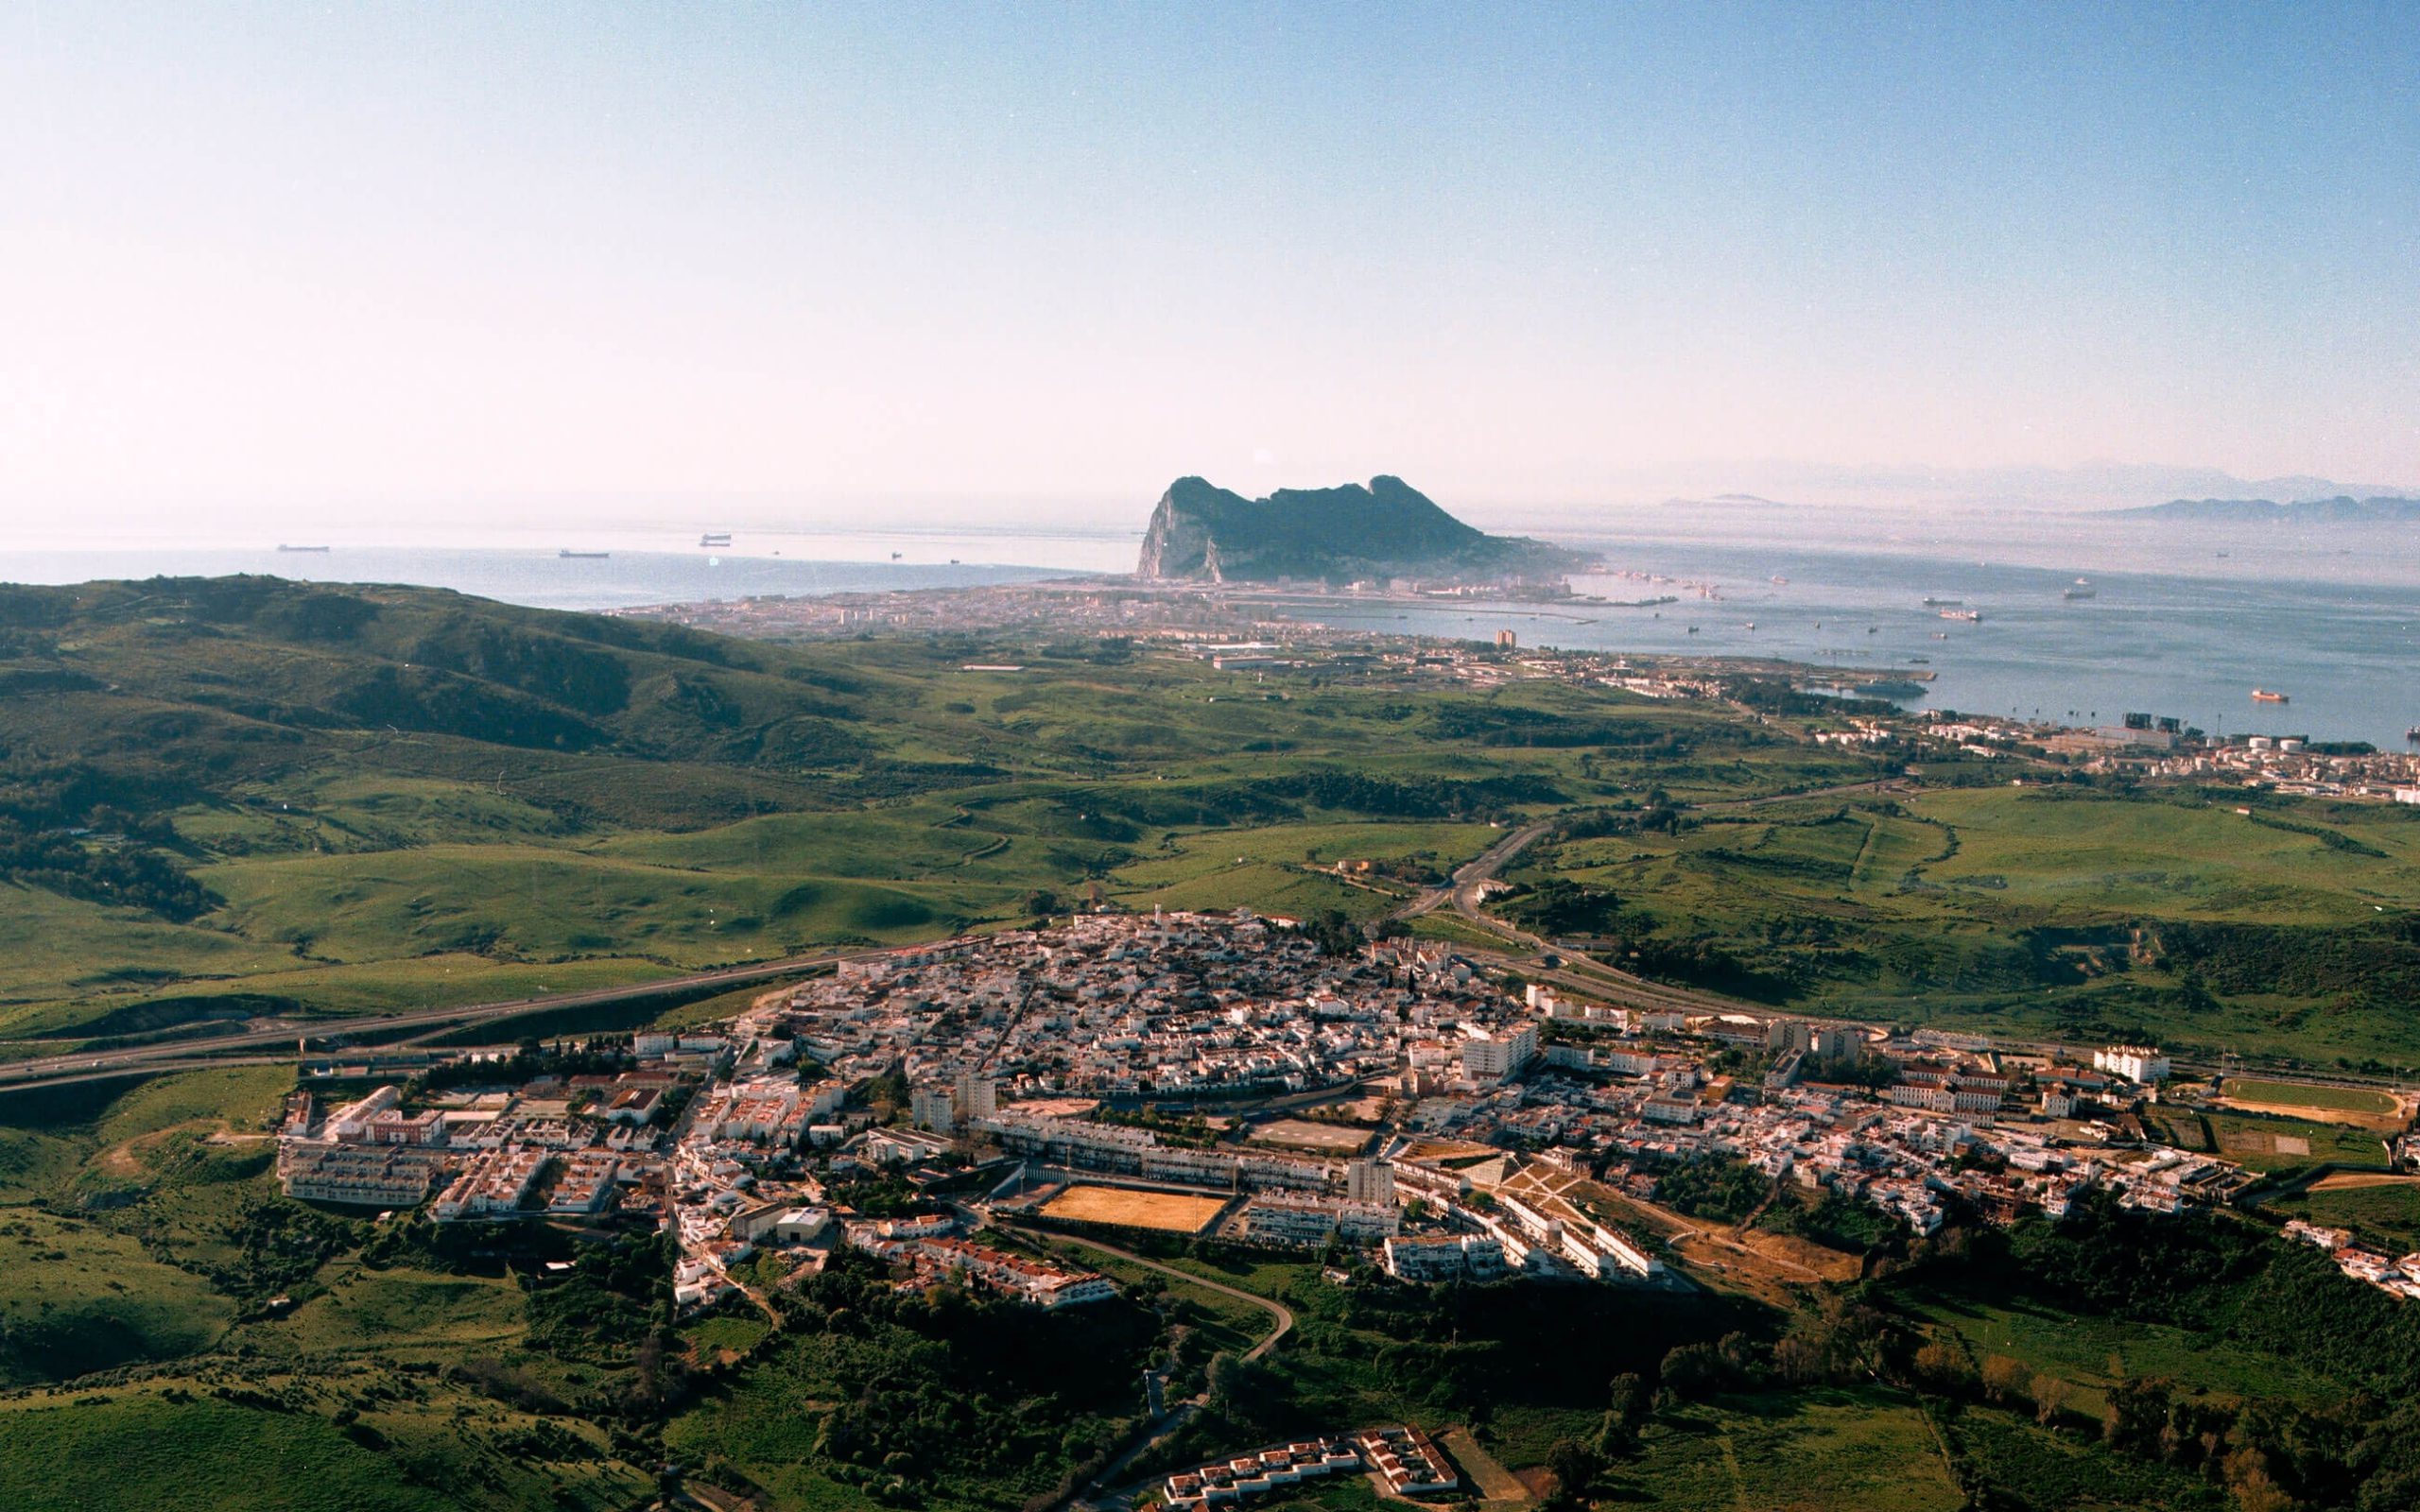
699;532;732;548
1922;596;1962;607
559;549;610;559
276;544;331;553
2251;689;2290;703
1939;609;1981;623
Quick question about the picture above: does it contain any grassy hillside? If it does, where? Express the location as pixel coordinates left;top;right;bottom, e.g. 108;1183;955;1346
11;573;2420;1070
1508;783;2420;1067
0;576;1860;1046
0;1066;661;1510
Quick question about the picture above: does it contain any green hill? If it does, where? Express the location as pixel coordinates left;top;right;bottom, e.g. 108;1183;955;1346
0;575;1836;1041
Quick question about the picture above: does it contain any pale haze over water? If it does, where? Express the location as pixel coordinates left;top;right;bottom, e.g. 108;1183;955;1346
9;505;2414;747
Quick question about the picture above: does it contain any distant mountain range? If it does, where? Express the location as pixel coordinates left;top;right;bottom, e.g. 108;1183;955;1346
1136;475;1584;582
2105;495;2420;523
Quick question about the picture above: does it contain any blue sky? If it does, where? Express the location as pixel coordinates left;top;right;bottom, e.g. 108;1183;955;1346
2;2;2413;527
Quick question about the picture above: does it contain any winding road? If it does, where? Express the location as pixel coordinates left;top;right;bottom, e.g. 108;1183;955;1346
999;1226;1295;1512
1037;1229;1295;1361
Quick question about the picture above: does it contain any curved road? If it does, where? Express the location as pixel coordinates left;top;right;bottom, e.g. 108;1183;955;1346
1006;1227;1293;1512
1027;1228;1294;1361
1392;819;1554;924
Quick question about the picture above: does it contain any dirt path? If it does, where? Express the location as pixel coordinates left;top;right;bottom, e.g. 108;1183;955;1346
1436;1425;1529;1503
2310;1172;2420;1193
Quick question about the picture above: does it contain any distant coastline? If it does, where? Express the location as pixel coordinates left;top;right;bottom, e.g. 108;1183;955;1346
2103;494;2420;523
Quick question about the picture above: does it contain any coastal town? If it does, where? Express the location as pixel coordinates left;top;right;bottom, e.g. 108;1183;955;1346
274;910;2418;1331
618;581;2420;804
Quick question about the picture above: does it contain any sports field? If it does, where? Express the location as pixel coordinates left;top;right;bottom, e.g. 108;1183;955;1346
2224;1077;2398;1115
1249;1118;1373;1154
1040;1183;1230;1233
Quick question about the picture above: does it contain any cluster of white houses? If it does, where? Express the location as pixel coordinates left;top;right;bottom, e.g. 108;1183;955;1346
271;912;2376;1325
1162;1427;1458;1510
2284;1219;2420;1302
845;1217;1116;1308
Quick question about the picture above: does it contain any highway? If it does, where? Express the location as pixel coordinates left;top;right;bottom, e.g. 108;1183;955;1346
0;948;873;1093
1392;818;1555;924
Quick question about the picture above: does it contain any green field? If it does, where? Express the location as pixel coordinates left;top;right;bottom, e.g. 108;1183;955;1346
2266;1179;2420;1252
0;577;1889;1046
2224;1077;2400;1114
1512;782;2420;1063
1611;1387;1962;1512
1907;1293;2337;1411
1938;1405;2226;1512
0;1383;649;1512
2144;1107;2392;1173
0;1209;236;1384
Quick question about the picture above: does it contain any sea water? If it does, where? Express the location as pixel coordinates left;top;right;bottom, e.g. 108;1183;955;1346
4;509;2413;746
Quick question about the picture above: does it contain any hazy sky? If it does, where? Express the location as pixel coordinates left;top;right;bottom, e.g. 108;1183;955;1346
3;2;2415;530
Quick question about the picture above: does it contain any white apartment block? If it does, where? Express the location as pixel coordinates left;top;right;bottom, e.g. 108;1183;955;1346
954;1072;998;1123
1343;1157;1394;1205
910;1087;957;1132
2094;1045;2171;1083
1240;1194;1399;1246
1461;1023;1538;1083
1382;1233;1507;1282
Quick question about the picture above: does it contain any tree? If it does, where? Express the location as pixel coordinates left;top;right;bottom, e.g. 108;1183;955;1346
1910;1339;1976;1396
1979;1353;2034;1409
1544;1437;1601;1506
1597;1371;1649;1458
1607;1372;1648;1428
2223;1452;2295;1512
1660;1342;1724;1399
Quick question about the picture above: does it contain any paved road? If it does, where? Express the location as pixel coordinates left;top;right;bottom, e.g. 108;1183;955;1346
1392;820;1555;923
0;948;873;1092
1023;1228;1294;1361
